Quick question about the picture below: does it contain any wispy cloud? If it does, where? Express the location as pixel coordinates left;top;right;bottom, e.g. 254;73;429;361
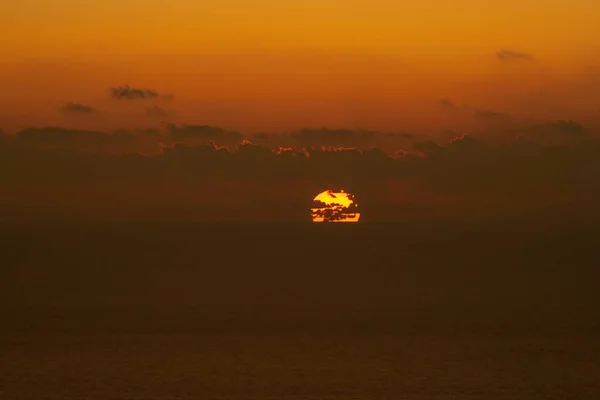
496;49;535;61
109;85;160;100
61;102;94;114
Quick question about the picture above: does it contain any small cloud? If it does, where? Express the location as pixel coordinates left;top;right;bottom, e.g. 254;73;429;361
109;85;160;100
542;120;586;136
292;127;377;147
140;128;160;135
439;98;457;110
252;133;269;141
386;132;415;139
391;148;421;160
61;102;94;114
166;124;243;146
525;120;588;143
273;146;299;156
146;106;171;118
473;109;512;121
15;126;133;145
413;140;442;153
496;49;534;61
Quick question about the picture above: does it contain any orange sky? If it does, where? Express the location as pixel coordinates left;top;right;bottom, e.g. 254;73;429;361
2;0;600;133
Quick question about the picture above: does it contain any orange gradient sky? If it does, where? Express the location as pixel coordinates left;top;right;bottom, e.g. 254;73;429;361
2;0;600;134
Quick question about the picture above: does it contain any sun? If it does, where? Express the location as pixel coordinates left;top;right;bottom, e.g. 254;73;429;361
311;190;361;223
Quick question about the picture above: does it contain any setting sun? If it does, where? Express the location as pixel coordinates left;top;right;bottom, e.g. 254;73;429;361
311;190;360;223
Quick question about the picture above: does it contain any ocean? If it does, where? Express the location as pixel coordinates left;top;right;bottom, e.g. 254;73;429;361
1;222;599;399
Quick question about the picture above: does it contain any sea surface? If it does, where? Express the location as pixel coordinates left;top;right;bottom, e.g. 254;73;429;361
1;222;599;399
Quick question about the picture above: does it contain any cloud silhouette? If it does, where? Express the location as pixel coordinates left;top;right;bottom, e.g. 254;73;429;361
413;140;442;153
292;127;377;147
473;109;512;120
2;123;600;222
166;124;243;146
61;102;94;114
16;127;132;144
496;49;535;61
251;133;269;141
522;120;589;145
8;127;138;154
140;128;161;135
531;120;586;136
287;127;419;152
146;106;171;118
439;98;457;110
472;109;516;130
109;85;160;100
386;132;415;139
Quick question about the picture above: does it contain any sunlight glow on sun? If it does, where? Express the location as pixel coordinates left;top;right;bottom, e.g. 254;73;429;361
311;190;361;223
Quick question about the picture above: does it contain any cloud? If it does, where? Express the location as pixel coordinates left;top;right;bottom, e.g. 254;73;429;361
2;124;600;222
473;109;511;120
140;128;161;135
470;109;518;136
523;120;589;145
251;133;269;141
386;132;415;139
472;109;516;130
112;128;161;137
532;120;586;136
292;127;377;146
109;85;160;100
439;98;457;110
61;102;95;114
289;127;416;151
437;99;481;116
496;49;535;61
8;127;138;154
166;124;243;145
16;127;132;143
146;106;172;119
413;140;442;153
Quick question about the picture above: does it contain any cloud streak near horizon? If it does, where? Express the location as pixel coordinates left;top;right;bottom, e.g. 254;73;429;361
1;123;600;222
496;49;535;61
61;102;95;114
109;85;161;100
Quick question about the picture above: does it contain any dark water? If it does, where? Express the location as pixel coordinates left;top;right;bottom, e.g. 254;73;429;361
1;222;599;399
